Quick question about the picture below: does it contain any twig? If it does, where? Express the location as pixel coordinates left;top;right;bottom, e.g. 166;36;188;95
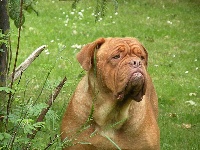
9;45;47;82
33;65;52;106
25;77;67;148
44;134;59;150
8;131;17;149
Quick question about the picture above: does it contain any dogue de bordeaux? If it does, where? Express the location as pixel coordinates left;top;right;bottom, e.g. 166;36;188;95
61;37;160;150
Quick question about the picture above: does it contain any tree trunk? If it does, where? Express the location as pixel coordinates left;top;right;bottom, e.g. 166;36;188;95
0;0;10;123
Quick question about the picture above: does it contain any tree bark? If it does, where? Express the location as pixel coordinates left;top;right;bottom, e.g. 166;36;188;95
0;0;10;130
0;0;10;109
0;0;9;85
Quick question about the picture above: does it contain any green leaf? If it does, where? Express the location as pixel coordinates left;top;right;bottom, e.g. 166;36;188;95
14;14;25;28
8;113;21;124
9;0;38;28
0;133;11;140
9;9;20;20
0;87;15;93
24;124;35;134
0;134;4;141
28;103;48;117
33;122;45;128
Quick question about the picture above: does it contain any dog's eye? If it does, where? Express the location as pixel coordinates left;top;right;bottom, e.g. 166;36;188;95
141;56;145;60
112;54;120;59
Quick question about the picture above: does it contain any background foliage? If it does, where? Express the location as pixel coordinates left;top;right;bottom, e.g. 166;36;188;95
1;0;199;149
9;0;38;28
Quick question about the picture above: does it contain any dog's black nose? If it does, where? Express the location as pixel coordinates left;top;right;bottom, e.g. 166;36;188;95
130;60;142;68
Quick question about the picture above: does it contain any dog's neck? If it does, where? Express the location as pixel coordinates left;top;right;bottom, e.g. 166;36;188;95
88;71;146;132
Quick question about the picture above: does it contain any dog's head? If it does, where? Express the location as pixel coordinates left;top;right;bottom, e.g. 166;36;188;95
77;37;148;102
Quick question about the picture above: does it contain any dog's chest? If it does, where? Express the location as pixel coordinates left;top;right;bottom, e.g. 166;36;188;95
84;123;158;150
87;125;128;149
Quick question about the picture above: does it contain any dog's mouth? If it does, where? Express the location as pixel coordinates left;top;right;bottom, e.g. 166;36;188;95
115;70;145;102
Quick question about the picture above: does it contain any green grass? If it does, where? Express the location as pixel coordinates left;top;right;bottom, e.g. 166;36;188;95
6;0;200;149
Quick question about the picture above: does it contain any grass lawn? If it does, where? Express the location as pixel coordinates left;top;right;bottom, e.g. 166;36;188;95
6;0;200;149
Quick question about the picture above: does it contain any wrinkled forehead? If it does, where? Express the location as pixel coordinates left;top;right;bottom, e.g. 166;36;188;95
108;37;141;46
98;38;145;55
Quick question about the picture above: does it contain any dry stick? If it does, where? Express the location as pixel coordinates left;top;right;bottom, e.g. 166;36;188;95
27;76;67;140
9;45;47;82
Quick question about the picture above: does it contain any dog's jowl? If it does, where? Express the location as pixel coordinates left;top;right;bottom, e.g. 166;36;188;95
61;37;160;150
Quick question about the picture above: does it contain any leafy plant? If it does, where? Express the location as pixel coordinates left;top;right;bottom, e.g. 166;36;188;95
0;87;14;94
9;0;38;28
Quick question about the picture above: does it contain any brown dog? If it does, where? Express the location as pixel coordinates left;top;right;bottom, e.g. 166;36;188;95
61;37;160;150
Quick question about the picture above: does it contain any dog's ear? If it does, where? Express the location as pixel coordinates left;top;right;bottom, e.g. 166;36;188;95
141;45;148;67
77;38;105;71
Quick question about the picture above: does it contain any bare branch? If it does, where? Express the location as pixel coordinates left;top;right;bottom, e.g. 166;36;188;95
9;45;47;82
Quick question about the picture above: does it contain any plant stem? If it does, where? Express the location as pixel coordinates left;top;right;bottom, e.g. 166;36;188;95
6;0;23;130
